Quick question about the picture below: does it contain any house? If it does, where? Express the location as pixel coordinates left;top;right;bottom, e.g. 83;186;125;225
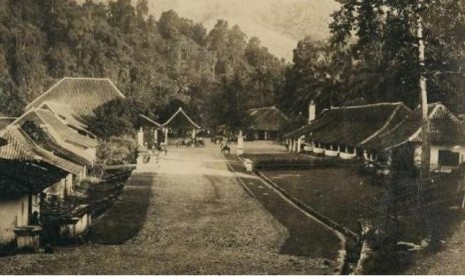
361;103;465;172
284;102;411;159
6;109;93;178
0;126;84;246
246;106;289;140
31;109;98;163
161;107;201;145
0;177;40;245
0;77;127;248
26;77;125;119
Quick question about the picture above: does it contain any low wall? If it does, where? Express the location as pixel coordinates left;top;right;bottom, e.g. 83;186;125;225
340;152;357;160
250;156;361;171
325;150;339;157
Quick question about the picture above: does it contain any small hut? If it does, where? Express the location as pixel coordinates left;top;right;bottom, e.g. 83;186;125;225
161;107;201;145
246;106;289;140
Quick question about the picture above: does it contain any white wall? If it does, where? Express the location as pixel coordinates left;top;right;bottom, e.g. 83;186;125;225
43;178;66;199
0;194;39;244
414;145;465;170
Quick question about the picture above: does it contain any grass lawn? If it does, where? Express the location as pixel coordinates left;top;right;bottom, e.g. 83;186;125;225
225;154;342;260
263;168;385;233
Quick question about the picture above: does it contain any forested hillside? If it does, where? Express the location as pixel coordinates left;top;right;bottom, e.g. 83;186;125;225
279;0;465;119
1;0;464;137
141;0;340;61
0;0;284;132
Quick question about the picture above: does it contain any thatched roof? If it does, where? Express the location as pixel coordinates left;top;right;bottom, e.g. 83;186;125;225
163;107;201;129
362;103;465;151
26;77;125;118
284;102;411;148
247;106;289;132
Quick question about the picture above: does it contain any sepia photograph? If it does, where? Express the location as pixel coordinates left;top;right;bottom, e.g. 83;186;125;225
0;0;464;274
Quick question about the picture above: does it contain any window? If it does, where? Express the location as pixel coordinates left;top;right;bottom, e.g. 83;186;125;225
438;150;460;166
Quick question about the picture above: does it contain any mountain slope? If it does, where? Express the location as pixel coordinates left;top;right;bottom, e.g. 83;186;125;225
145;0;339;61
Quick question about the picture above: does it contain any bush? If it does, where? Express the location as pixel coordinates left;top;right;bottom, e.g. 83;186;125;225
96;136;137;165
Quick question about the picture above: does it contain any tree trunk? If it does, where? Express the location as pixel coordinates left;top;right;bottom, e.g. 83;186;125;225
417;0;431;178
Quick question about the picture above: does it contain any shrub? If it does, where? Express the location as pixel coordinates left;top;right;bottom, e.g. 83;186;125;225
96;136;137;165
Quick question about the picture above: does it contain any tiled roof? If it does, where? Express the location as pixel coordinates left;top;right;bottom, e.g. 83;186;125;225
35;109;97;149
163;107;201;129
247;106;289;132
26;77;125;117
0;126;84;175
362;103;465;151
0;117;16;130
40;101;94;136
13;109;93;166
0;126;38;161
284;102;411;148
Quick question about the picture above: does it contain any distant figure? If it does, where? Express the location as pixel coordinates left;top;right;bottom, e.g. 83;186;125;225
220;143;230;154
163;146;168;156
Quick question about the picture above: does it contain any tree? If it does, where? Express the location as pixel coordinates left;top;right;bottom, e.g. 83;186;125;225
328;0;465;112
278;38;346;117
86;98;145;139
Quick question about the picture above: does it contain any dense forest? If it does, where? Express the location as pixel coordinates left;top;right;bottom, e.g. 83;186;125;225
0;0;464;137
281;0;465;119
0;0;284;134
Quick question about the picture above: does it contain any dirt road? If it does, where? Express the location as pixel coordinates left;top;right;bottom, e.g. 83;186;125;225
0;143;334;274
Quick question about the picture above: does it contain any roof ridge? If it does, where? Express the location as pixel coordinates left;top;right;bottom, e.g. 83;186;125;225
332;101;404;110
17;126;83;174
63;77;110;80
162;107;201;129
384;104;442;151
25;78;66;110
26;77;126;111
360;104;407;146
139;114;162;127
248;106;276;111
8;108;39;127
